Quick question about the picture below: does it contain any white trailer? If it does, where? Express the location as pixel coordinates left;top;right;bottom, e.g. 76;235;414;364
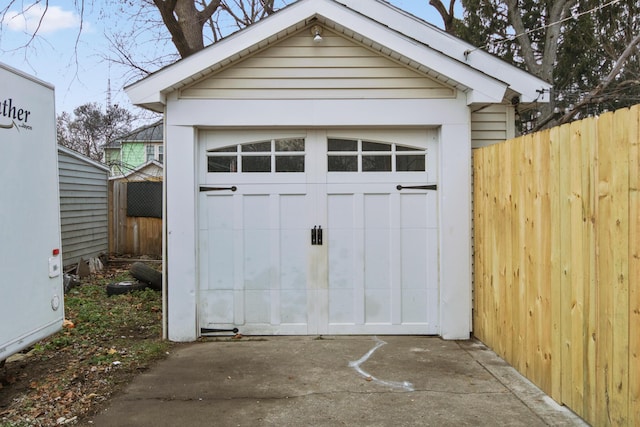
0;62;64;363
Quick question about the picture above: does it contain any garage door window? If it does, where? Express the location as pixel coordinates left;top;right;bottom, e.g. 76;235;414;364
207;138;305;173
327;138;426;172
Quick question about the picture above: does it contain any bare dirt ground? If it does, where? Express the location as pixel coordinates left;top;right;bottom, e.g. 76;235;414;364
0;261;173;426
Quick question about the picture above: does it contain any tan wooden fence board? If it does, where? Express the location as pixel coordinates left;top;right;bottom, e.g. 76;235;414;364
626;105;638;422
473;105;640;426
549;124;563;402
108;180;162;257
628;104;640;426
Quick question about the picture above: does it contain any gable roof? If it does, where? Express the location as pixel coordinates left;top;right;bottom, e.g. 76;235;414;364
104;120;163;149
109;160;163;181
58;145;110;172
126;0;550;112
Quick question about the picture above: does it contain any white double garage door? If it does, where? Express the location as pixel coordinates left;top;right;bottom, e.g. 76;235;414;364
198;129;439;335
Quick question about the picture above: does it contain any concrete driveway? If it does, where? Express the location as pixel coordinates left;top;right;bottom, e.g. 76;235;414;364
86;336;587;426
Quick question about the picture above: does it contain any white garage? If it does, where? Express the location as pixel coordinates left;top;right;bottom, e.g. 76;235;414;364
126;0;550;341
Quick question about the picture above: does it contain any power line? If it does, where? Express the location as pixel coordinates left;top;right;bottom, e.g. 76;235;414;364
464;0;622;57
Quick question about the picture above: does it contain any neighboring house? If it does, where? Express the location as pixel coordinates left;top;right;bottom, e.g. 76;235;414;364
57;145;110;267
126;0;550;342
103;120;163;177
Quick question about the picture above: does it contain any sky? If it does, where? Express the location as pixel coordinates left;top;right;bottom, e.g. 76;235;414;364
0;1;449;119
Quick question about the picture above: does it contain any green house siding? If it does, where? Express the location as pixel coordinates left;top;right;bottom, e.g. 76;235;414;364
121;142;146;172
106;120;164;176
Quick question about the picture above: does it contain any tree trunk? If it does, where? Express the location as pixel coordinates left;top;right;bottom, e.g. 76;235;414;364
505;0;576;83
153;0;222;58
429;0;457;35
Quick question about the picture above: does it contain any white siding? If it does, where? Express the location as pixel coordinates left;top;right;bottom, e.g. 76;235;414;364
180;26;455;100
470;104;514;148
58;148;109;266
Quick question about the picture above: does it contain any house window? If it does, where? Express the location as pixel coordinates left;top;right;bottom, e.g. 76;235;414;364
207;138;305;173
146;144;163;163
146;145;154;163
327;138;426;172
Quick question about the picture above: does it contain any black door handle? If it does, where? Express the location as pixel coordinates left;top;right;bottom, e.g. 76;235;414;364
311;226;323;245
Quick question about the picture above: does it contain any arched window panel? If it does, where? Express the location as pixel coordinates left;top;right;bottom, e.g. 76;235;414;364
327;138;426;172
207;138;305;173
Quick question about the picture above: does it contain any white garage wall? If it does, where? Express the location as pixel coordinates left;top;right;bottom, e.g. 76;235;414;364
163;92;472;341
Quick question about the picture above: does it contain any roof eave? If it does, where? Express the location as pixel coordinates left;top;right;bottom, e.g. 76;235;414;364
126;0;548;110
336;0;551;102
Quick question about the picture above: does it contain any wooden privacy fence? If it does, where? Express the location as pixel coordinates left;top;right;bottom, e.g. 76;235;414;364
108;179;162;257
473;105;640;426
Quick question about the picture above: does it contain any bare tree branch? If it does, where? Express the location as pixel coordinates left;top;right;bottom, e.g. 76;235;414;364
105;34;155;76
557;32;640;125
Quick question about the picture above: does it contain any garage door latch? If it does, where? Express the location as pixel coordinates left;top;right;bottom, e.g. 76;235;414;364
396;184;437;191
311;226;323;245
200;186;237;192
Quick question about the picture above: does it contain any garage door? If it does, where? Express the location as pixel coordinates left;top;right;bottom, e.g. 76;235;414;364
198;129;439;335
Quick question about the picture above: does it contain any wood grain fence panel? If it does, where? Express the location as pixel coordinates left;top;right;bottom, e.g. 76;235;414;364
481;145;490;345
108;179;163;257
499;142;512;360
483;146;493;346
488;143;499;350
139;217;163;255
517;136;529;375
473;104;640;427
558;121;572;406
474;146;491;345
521;133;535;381
569;120;586;411
473;149;484;337
538;131;555;390
549;125;562;401
476;147;489;345
628;104;640;426
108;181;115;254
511;136;525;373
537;130;553;393
117;181;128;253
597;111;615;426
582;116;598;422
611;108;630;426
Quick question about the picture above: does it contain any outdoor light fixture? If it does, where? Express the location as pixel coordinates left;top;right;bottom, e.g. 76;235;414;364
311;25;323;43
